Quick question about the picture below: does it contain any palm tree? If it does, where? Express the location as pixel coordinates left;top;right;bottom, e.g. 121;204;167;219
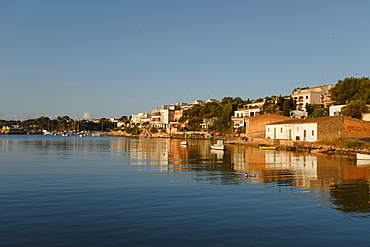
264;103;283;115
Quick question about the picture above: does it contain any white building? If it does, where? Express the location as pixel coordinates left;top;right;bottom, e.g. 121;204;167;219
150;108;176;129
266;121;317;142
290;110;308;119
231;101;265;130
131;112;151;125
329;105;345;116
291;84;335;110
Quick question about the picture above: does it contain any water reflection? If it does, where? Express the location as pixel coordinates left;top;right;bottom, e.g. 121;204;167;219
0;135;111;156
111;138;370;217
2;136;370;218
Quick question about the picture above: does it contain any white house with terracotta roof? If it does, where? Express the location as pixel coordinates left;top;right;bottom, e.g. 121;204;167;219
266;120;317;141
291;84;335;110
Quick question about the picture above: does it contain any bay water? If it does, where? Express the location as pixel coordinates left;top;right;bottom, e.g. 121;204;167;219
1;135;370;246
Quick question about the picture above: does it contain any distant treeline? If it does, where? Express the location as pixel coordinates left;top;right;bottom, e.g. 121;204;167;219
0;116;128;132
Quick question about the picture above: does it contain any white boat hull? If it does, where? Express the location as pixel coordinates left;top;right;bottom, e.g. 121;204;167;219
211;140;226;150
356;153;370;160
259;146;278;150
210;145;226;150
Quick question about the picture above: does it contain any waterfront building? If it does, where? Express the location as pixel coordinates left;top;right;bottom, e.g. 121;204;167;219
245;113;293;142
265;116;370;141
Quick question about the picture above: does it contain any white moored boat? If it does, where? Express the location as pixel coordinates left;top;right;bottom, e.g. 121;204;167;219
259;146;278;150
356;153;370;160
180;141;188;145
210;140;226;150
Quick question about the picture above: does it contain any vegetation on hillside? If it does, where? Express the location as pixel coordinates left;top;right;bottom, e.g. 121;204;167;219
330;77;370;119
331;77;370;104
180;97;248;133
341;100;369;119
180;96;297;133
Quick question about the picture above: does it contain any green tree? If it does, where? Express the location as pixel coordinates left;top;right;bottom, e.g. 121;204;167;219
276;95;284;109
311;108;328;118
180;97;247;133
149;127;158;133
264;103;282;115
282;99;291;116
342;100;369;119
331;77;370;104
305;104;319;118
188;117;203;131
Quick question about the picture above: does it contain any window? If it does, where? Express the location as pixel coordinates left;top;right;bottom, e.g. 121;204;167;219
306;96;308;99
268;128;270;132
281;128;283;133
312;130;314;136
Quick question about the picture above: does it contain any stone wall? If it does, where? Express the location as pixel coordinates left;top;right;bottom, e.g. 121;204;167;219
317;118;343;140
253;138;280;146
247;132;265;142
246;114;293;141
279;140;295;147
343;118;370;138
316;117;370;140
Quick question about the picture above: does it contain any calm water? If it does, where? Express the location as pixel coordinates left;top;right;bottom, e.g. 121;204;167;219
1;135;370;246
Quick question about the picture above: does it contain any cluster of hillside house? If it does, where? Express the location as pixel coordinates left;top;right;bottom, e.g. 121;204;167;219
130;99;218;134
128;84;370;141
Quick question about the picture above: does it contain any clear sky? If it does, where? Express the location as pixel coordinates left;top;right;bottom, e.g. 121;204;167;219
1;0;369;120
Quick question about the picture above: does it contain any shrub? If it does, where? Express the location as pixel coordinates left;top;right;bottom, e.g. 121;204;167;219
149;127;158;133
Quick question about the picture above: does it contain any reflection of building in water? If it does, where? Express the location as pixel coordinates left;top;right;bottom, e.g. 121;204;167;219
111;139;220;172
264;151;317;188
110;138;170;169
111;139;370;216
231;147;369;193
233;147;319;187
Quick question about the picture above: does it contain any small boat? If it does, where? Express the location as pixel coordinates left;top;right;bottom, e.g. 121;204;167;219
356;153;370;160
180;141;188;145
210;140;226;150
1;126;27;135
259;146;278;150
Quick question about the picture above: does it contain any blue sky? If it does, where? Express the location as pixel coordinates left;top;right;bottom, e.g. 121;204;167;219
1;0;369;120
